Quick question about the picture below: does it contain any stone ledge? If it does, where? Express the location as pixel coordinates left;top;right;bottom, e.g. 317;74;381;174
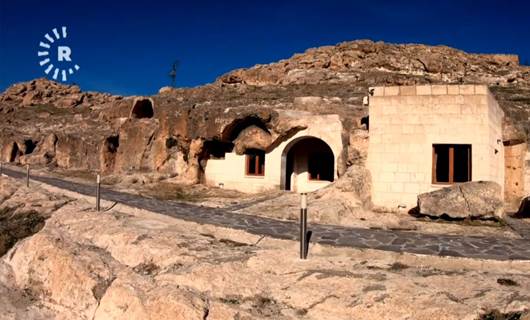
369;85;490;97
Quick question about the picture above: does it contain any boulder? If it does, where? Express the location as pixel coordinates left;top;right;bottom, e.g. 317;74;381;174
233;125;272;154
417;181;504;219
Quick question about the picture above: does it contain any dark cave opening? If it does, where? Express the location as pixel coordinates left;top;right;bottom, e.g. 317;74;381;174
105;135;120;153
131;99;154;119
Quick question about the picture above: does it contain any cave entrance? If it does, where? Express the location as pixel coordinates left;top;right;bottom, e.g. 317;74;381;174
24;139;37;155
9;142;19;162
101;135;120;173
281;137;334;192
130;99;154;119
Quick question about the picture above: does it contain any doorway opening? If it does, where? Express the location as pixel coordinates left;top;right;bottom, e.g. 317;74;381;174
281;137;334;191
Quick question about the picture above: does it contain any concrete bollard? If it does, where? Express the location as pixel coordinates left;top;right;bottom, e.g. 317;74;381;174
96;174;101;212
300;193;308;259
26;164;30;187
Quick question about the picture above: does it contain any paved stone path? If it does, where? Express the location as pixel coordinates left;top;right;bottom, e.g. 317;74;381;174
2;167;530;261
506;217;530;240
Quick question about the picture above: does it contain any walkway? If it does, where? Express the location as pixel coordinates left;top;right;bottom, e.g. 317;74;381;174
2;166;530;261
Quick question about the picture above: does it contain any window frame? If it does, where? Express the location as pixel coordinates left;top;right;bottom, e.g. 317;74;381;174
432;144;472;184
245;149;265;176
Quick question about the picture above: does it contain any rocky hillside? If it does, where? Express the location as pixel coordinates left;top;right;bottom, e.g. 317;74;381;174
217;40;528;87
1;40;530;181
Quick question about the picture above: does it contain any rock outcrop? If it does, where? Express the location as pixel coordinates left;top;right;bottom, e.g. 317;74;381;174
0;178;70;256
1;177;529;319
217;40;528;87
417;181;504;219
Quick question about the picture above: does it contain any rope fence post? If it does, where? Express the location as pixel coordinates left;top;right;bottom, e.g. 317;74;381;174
300;192;308;259
26;164;30;187
96;174;101;212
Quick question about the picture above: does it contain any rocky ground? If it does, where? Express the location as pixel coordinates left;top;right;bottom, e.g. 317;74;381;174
1;176;529;319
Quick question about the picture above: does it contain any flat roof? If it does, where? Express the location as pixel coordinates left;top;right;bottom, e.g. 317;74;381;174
369;84;490;97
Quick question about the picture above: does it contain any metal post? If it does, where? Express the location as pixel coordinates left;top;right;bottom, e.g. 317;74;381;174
300;193;308;259
26;164;30;187
96;174;101;212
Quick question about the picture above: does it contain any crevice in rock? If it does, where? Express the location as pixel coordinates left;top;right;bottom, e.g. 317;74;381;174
202;296;210;320
91;276;117;320
478;309;526;320
458;185;472;214
302;294;339;312
0;207;47;257
91;276;116;303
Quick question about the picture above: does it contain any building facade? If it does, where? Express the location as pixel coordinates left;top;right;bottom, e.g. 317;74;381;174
204;113;344;193
367;84;505;209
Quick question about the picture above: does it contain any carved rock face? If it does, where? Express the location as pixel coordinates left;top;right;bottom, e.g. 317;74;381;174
233;125;272;154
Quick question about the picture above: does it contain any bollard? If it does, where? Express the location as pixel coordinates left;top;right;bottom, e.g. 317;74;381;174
26;164;30;187
96;174;101;212
300;193;308;259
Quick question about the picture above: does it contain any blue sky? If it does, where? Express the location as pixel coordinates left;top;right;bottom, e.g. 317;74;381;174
0;0;529;95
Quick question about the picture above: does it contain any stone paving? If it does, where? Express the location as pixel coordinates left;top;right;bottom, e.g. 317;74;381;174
2;166;530;261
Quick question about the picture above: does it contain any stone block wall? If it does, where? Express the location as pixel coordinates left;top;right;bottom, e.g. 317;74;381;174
367;85;505;209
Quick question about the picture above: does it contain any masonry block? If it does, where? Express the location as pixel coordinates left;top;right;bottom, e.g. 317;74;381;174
459;84;475;95
416;85;432;95
474;85;488;95
384;86;400;96
400;86;416;96
447;85;460;95
431;85;448;95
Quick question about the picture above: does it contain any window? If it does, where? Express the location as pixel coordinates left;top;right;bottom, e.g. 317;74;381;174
245;149;265;176
432;144;472;184
308;152;334;181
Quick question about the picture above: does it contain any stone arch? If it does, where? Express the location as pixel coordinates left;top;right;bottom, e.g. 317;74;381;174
280;136;335;191
130;98;154;119
221;116;270;142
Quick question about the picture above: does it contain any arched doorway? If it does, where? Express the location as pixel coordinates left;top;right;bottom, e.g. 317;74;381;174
281;137;335;192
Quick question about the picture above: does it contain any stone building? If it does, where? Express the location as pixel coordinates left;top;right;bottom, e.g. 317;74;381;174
367;84;506;209
204;112;344;193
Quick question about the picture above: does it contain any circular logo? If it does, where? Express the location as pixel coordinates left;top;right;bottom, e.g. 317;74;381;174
37;26;80;82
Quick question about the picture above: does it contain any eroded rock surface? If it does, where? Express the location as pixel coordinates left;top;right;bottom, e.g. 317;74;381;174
0;178;529;319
